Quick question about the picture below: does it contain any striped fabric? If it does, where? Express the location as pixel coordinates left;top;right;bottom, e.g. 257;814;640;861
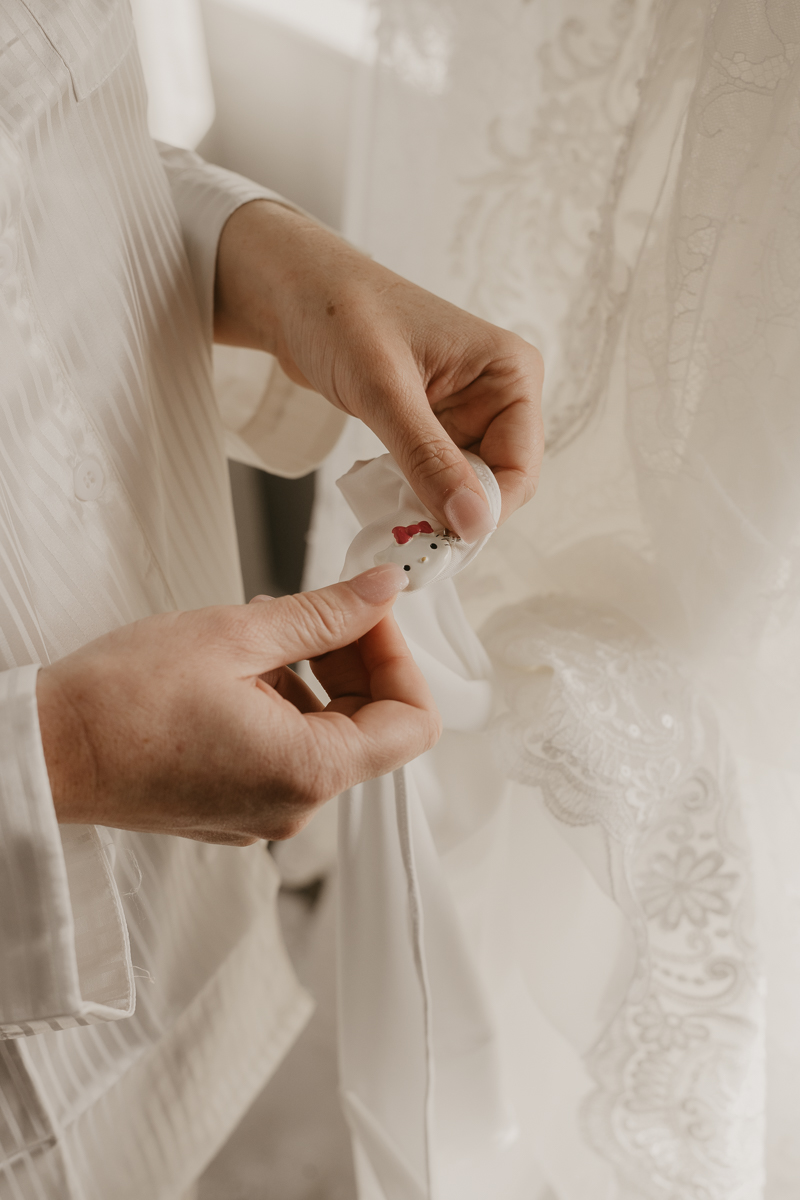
0;1;329;1194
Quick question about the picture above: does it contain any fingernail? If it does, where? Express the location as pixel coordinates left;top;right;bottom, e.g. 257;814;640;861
349;563;409;604
443;487;496;545
249;594;276;605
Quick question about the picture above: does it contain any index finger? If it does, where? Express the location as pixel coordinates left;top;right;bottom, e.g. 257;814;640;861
356;612;436;711
302;614;441;786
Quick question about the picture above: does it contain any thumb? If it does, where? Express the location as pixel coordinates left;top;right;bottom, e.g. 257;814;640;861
375;386;496;545
251;564;409;669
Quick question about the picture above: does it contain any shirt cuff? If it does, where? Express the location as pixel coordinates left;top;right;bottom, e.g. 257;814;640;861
218;350;347;479
157;142;346;477
0;666;133;1037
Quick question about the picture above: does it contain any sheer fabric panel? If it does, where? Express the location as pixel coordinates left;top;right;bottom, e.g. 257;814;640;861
323;0;800;1194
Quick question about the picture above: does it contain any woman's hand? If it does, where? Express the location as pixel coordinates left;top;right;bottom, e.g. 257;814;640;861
214;201;544;543
37;566;439;845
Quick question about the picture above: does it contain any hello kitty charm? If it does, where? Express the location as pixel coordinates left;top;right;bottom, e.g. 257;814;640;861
373;520;462;591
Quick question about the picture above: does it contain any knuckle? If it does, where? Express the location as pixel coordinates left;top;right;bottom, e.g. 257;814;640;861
424;709;443;751
303;754;341;809
523;472;538;504
287;590;349;647
524;341;545;382
404;435;465;485
261;746;334;836
496;332;545;391
268;813;312;842
271;760;313;809
198;603;256;654
529;411;546;479
506;464;539;509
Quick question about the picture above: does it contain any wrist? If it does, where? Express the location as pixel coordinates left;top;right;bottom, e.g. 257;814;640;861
37;666;98;824
213;199;323;354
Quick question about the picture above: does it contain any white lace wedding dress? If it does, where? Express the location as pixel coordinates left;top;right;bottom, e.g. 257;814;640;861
301;1;800;1196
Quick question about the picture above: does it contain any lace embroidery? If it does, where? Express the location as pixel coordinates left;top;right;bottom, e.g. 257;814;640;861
451;0;658;453
362;0;800;1188
624;1;800;658
483;596;763;1198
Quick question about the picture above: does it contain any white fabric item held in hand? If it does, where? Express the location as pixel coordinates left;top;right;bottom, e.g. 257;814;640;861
337;450;501;590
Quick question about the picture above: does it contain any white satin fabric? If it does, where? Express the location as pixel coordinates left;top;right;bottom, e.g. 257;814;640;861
329;448;757;1200
336;453;518;1200
296;0;800;1195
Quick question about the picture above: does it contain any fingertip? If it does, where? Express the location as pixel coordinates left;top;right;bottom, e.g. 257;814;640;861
348;563;409;604
443;485;496;544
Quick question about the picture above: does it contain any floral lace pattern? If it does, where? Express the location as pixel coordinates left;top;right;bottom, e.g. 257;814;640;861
369;0;662;452
452;0;658;454
358;0;800;1193
625;0;800;652
483;596;762;1198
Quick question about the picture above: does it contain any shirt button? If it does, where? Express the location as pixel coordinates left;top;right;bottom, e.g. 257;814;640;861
74;457;105;501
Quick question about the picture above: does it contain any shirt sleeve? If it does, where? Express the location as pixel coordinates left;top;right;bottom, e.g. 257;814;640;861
155;142;345;478
0;666;133;1038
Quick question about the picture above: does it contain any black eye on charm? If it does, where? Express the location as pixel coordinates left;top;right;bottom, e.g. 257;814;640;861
430;543;438;549
404;564;411;571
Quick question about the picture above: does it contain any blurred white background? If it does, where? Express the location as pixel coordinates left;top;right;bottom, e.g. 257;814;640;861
198;0;375;231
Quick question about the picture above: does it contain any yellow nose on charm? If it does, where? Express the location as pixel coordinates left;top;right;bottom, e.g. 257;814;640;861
419;556;428;562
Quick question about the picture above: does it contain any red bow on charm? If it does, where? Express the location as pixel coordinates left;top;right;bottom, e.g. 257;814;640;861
392;520;433;545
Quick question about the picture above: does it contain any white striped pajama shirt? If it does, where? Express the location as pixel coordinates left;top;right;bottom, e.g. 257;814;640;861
0;2;343;1194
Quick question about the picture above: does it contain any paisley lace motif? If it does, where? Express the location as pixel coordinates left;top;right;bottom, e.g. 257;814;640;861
483;596;763;1198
